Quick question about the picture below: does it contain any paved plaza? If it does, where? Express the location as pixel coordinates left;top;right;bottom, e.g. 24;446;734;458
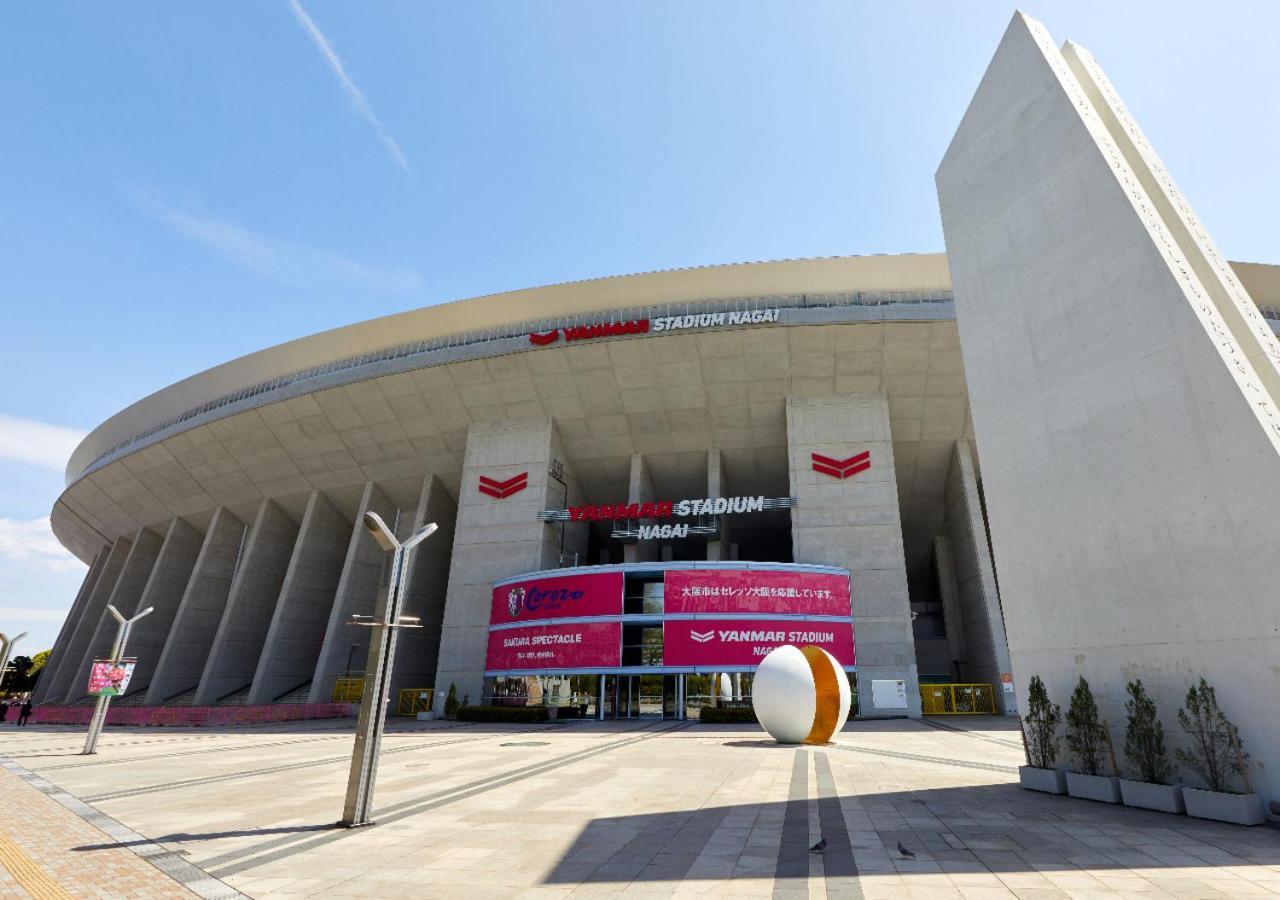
1;716;1279;898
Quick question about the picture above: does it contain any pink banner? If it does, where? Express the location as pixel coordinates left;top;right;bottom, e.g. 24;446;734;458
491;570;623;624
664;618;855;667
486;621;621;671
31;702;358;727
664;569;851;616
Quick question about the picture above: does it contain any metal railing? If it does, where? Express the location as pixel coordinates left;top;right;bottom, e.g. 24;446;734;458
331;677;364;703
397;688;435;717
919;683;996;715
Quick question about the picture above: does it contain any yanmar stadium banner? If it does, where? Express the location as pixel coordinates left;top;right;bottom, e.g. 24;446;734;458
664;569;851;616
664;618;855;668
492;570;623;624
486;621;622;670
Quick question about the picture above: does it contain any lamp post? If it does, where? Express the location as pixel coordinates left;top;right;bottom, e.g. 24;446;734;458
0;631;28;694
341;511;436;827
82;605;153;755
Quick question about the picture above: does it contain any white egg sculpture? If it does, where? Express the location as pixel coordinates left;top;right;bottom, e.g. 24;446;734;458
751;644;851;744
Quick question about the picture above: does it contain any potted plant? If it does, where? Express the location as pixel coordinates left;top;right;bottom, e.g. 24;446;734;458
1118;679;1183;813
1064;676;1121;803
1018;675;1066;793
1175;678;1263;825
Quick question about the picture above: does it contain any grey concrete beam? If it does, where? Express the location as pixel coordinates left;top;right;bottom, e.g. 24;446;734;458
705;449;731;562
933;535;965;668
120;518;205;701
248;491;352;705
31;546;109;705
194;499;299;705
623;453;658;563
62;528;165;704
308;482;396;704
146;508;246;705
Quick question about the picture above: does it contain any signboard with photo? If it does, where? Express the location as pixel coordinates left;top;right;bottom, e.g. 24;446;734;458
86;659;136;697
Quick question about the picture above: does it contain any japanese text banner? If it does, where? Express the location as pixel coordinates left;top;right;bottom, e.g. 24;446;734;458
663;569;851;616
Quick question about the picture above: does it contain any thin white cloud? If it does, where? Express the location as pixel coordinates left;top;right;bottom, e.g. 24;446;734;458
0;415;86;472
141;198;420;292
286;0;409;171
0;517;85;574
0;606;67;624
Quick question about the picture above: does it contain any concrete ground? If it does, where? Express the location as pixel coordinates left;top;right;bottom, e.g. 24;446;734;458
1;716;1278;899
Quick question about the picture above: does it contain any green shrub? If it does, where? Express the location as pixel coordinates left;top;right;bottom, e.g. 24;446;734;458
698;706;758;724
1124;679;1171;784
1176;678;1249;793
1023;675;1060;769
1065;675;1109;776
457;705;549;723
443;683;459;718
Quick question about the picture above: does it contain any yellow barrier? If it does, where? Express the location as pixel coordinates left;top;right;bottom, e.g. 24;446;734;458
920;683;996;715
397;688;435;717
332;677;364;703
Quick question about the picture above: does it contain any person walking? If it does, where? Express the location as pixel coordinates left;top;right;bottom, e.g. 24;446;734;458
17;698;32;726
0;697;9;723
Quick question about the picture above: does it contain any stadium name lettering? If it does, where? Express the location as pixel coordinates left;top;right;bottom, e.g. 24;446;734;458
565;495;766;522
651;309;779;331
527;309;779;345
713;629;836;643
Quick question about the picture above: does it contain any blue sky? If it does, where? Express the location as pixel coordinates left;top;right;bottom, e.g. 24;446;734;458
2;1;1277;653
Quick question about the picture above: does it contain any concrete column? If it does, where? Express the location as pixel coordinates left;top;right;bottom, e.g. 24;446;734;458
933;536;966;674
389;474;458;701
31;546;109;705
63;529;164;704
193;499;299;706
786;394;920;717
433;417;587;708
146;508;245;705
248;491;352;705
705;449;732;562
942;441;1014;712
308;482;396;704
120;518;205;700
623;453;658;563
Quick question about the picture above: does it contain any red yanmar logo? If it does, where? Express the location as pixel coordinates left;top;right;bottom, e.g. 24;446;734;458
479;472;528;499
527;319;648;346
811;451;870;479
529;331;559;345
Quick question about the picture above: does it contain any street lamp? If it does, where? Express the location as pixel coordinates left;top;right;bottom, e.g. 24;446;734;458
82;604;153;755
340;511;436;827
0;631;28;693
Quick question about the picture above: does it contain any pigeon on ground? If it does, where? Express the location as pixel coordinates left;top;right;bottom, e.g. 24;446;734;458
896;842;916;859
809;838;827;853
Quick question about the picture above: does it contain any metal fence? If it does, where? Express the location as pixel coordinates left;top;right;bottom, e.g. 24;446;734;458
397;688;435;717
331;677;363;703
919;683;996;715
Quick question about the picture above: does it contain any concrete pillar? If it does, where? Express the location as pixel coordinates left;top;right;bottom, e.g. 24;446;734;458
933;536;966;675
146;508;245;705
786;394;920;717
248;491;352;705
193;499;299;705
309;482;396;704
942;442;1015;712
121;518;205;700
31;546;108;705
705;449;732;561
389;474;457;701
433;417;587;708
623;454;658;563
63;529;164;704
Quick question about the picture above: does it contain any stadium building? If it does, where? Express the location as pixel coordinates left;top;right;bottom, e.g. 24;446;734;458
32;10;1280;810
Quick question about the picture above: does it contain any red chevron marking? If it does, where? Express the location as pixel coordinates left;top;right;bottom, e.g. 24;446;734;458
811;451;871;479
479;472;528;499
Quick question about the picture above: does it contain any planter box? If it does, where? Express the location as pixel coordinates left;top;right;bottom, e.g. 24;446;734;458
1119;779;1184;814
1019;766;1067;794
415;711;438;721
1066;772;1122;803
1184;788;1265;825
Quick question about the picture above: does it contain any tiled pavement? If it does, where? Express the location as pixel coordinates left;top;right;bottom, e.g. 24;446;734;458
1;716;1278;898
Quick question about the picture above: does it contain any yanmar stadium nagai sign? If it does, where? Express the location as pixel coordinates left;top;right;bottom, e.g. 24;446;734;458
527;308;779;346
538;495;796;524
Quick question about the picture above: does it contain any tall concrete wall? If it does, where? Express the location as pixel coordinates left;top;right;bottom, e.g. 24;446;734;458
248;491;352;704
309;482;397;704
194;500;298;705
940;441;1013;712
121;518;205;699
705;449;732;562
933;536;965;673
63;530;163;704
146;508;246;705
624;453;659;563
389;474;457;700
433;417;587;707
937;12;1280;801
786;394;920;717
31;546;107;705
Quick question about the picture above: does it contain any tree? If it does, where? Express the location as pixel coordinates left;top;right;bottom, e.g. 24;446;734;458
1;656;34;694
1022;675;1061;769
1123;679;1171;784
444;683;459;718
1065;676;1109;776
1176;678;1249;793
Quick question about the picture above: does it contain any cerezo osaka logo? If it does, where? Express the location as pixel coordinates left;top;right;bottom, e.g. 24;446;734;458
507;582;586;617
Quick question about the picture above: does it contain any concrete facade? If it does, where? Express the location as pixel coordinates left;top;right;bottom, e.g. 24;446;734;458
786;394;920;717
31;548;109;705
938;12;1280;801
